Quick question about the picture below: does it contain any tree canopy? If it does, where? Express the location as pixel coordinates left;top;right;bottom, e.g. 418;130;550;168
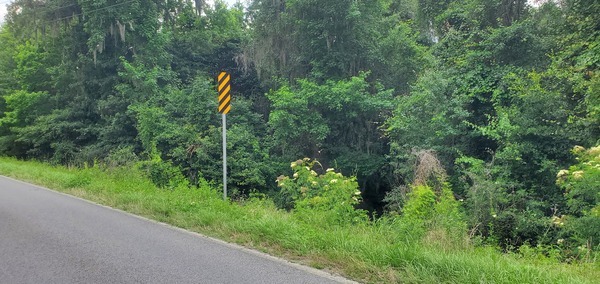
0;0;598;258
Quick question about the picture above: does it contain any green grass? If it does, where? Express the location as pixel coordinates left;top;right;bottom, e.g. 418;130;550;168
1;157;598;283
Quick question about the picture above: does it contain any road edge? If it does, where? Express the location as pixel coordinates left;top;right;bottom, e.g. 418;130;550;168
0;175;358;284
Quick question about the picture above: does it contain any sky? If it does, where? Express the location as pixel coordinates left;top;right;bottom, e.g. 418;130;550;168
0;0;8;25
0;0;242;25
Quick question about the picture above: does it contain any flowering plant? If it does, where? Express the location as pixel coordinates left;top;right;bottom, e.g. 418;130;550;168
555;145;600;255
276;158;366;224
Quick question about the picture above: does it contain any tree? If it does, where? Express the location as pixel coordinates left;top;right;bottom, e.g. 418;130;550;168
268;73;394;202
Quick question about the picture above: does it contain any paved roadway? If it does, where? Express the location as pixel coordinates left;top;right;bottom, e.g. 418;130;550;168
0;176;352;284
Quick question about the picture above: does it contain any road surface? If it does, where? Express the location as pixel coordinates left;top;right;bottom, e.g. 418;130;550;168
0;176;352;284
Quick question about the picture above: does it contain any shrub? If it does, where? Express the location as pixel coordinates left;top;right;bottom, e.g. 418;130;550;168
556;145;600;257
136;148;189;189
104;146;139;169
399;183;467;249
276;158;367;225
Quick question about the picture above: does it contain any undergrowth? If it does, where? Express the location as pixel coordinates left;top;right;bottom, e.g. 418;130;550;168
0;157;598;283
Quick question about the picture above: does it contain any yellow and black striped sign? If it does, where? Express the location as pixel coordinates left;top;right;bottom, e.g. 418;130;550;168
217;71;231;115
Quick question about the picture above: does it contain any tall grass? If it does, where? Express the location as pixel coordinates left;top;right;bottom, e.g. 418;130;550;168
1;157;598;283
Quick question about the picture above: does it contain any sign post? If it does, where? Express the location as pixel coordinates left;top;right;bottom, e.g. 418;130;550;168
217;71;231;200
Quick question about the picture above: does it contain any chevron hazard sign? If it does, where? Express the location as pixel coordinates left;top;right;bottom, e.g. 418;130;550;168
217;71;231;115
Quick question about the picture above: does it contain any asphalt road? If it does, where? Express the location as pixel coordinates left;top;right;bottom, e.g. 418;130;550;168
0;176;352;284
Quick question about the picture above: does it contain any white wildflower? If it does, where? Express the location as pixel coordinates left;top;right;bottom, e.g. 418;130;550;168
556;169;569;178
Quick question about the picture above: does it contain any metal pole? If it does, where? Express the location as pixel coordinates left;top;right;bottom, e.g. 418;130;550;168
222;113;227;200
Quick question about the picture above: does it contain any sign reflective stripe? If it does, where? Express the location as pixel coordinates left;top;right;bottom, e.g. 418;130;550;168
217;72;231;115
218;85;231;101
218;95;231;113
218;71;227;82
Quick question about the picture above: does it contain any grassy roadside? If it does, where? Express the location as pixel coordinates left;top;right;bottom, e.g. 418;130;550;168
1;157;598;283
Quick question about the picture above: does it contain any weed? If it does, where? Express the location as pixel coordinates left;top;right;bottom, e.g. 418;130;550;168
0;157;598;283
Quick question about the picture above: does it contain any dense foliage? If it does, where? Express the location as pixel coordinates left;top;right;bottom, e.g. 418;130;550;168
0;0;598;261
